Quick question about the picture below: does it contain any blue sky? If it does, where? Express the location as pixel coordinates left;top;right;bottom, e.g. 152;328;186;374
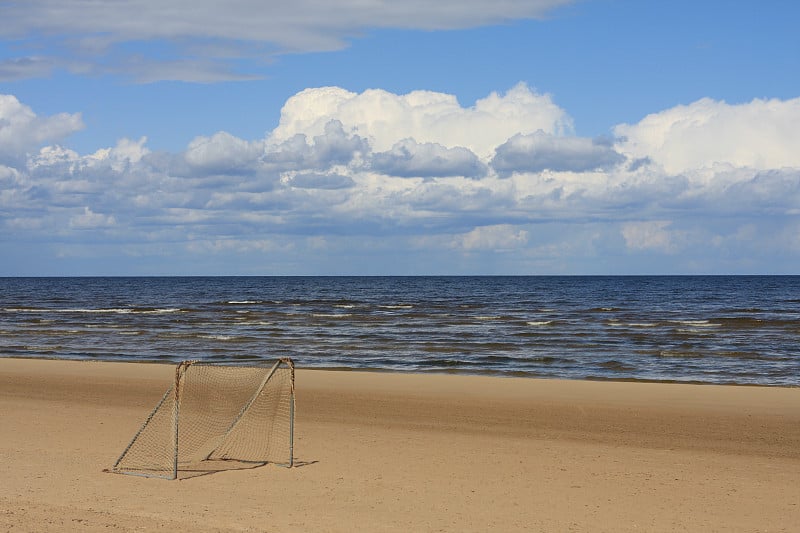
1;0;799;275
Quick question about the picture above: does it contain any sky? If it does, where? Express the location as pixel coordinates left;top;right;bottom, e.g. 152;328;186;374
1;0;799;276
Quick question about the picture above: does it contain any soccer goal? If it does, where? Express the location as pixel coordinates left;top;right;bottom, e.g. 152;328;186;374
110;358;295;480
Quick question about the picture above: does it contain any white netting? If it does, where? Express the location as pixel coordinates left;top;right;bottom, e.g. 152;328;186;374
112;358;294;479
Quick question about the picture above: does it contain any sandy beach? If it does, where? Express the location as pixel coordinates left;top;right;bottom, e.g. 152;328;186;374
1;358;798;532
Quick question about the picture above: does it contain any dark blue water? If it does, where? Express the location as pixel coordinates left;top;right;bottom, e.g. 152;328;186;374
1;276;798;386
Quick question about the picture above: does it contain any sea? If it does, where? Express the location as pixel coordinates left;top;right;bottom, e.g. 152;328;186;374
0;276;798;386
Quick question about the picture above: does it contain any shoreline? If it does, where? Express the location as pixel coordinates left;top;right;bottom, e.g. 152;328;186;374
2;354;797;388
2;357;799;531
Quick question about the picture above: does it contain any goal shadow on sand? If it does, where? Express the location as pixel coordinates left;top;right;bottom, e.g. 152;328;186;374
178;457;319;480
105;457;318;480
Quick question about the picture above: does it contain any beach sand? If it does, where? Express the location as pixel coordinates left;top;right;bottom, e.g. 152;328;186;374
1;358;798;532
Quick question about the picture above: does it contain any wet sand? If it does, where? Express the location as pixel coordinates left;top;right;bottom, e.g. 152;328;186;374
1;358;798;532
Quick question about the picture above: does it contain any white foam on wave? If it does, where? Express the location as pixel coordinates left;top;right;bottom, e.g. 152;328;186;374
42;307;183;315
526;320;552;326
380;305;414;310
312;313;353;318
659;350;694;358
676;320;719;327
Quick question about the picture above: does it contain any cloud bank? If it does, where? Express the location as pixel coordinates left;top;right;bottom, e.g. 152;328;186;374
3;85;800;274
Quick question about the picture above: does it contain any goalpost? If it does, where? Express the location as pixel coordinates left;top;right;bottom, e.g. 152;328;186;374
110;358;295;480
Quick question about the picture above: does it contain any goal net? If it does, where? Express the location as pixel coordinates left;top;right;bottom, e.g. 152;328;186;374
111;358;295;480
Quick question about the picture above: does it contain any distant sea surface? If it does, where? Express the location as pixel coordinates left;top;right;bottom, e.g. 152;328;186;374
1;276;798;386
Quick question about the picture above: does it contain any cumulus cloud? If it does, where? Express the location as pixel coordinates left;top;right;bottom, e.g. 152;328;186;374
27;144;76;164
0;94;84;164
263;120;371;174
491;131;625;176
88;137;150;171
0;0;573;82
269;84;571;158
371;139;486;178
28;137;150;178
185;132;264;175
615;97;800;174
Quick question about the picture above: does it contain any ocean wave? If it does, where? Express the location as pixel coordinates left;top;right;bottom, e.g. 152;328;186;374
609;322;658;328
599;360;636;372
658;350;700;358
199;334;235;341
674;320;719;327
27;307;184;315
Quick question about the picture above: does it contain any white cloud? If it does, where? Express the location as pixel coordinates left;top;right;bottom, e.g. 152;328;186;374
269;84;571;158
29;145;81;168
615;97;800;174
0;0;573;82
0;94;84;164
26;137;150;183
265;120;370;172
87;137;150;171
185;132;264;175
